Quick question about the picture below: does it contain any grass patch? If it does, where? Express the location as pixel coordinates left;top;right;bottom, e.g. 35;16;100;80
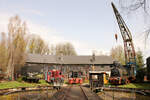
104;82;150;89
0;81;35;89
118;83;150;89
0;80;50;89
38;80;49;85
64;80;69;84
83;79;89;83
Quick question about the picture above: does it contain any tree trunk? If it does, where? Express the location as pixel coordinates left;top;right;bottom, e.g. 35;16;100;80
7;57;12;80
7;49;15;81
11;64;14;81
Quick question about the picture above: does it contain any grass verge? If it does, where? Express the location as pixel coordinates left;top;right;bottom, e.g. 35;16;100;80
0;80;50;89
118;83;150;89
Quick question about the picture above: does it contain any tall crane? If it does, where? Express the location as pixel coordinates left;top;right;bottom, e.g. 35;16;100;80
111;2;136;76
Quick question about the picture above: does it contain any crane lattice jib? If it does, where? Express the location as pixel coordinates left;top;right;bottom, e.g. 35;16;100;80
111;2;136;75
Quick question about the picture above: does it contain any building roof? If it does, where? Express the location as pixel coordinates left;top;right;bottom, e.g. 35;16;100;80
26;54;113;65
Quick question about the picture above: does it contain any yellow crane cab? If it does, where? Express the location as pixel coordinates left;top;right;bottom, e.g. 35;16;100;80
89;71;109;89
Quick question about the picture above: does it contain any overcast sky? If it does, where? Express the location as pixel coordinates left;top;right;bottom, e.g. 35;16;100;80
0;0;150;60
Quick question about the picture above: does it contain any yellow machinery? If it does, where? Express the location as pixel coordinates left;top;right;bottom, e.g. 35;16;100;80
103;72;108;84
89;71;109;90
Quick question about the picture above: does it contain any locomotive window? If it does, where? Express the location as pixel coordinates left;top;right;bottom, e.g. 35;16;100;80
52;71;54;77
78;72;83;76
48;72;51;75
92;75;98;79
73;72;78;78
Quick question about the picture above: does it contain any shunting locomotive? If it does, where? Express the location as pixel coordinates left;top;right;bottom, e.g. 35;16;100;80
45;69;64;87
68;71;83;84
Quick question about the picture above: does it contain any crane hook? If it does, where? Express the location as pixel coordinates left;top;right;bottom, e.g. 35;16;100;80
115;34;118;42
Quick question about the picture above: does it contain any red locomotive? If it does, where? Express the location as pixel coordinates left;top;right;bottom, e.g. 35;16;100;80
68;71;83;84
45;69;64;86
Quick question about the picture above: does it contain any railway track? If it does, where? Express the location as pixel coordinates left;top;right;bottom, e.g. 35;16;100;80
56;85;89;100
50;85;100;100
50;86;72;100
58;85;72;100
79;86;89;100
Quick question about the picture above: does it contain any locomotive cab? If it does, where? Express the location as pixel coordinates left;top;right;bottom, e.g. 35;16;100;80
89;71;109;90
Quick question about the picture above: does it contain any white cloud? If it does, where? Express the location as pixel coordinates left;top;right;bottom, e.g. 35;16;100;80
21;9;44;16
134;32;150;57
0;12;108;55
27;20;109;55
1;12;150;57
0;13;10;33
70;40;110;55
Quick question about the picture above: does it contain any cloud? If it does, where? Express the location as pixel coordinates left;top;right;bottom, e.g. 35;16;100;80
0;12;149;57
0;12;116;56
132;32;150;61
27;20;109;55
0;13;10;33
21;9;44;16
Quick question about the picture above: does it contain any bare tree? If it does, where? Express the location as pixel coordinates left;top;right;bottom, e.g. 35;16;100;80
136;49;144;67
50;44;55;55
27;35;50;55
110;45;144;67
119;0;148;12
55;42;77;56
7;15;28;80
0;32;8;74
110;45;125;65
117;0;150;44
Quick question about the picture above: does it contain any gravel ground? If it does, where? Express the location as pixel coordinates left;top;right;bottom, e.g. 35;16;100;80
0;90;56;100
97;91;150;100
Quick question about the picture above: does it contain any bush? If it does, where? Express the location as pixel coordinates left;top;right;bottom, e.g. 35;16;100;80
17;77;23;82
136;68;146;82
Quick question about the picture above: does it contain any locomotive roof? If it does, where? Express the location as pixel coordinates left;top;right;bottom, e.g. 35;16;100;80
26;54;113;65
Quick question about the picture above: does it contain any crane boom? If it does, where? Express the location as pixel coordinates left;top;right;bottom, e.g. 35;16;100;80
111;2;136;76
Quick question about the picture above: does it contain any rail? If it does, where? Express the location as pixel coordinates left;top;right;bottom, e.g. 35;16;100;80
51;85;101;100
0;86;54;95
55;85;72;100
79;86;89;100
